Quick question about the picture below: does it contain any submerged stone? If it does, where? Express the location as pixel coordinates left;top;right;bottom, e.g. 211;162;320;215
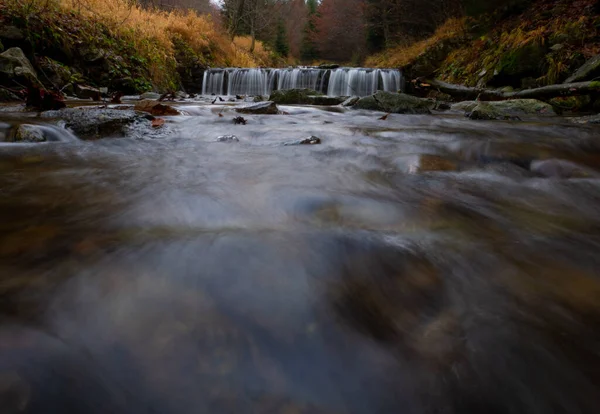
284;136;322;145
41;107;144;139
217;135;239;142
460;99;556;120
269;89;322;105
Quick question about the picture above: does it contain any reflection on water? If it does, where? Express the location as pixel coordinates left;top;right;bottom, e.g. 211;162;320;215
1;102;600;413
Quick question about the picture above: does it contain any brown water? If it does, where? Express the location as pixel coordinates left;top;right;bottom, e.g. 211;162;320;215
1;101;600;413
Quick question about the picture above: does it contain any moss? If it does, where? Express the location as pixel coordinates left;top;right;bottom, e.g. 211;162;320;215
590;81;600;89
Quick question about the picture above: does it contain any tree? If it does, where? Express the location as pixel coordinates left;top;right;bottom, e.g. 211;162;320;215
312;0;366;62
300;0;319;62
274;19;289;57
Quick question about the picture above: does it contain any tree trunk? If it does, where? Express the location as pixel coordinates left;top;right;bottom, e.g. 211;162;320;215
415;78;600;102
250;19;256;53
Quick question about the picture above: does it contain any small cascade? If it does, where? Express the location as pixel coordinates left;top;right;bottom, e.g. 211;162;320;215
201;67;402;97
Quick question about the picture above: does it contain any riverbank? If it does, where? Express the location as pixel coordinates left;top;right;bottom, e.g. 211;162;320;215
367;0;600;111
0;0;278;95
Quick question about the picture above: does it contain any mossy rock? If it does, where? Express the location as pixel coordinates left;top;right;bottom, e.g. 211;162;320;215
565;55;600;83
353;91;433;114
489;42;548;87
269;88;323;105
466;99;556;120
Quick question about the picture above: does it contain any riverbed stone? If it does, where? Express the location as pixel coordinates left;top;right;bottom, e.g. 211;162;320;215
40;107;145;139
396;154;458;173
75;85;102;100
0;47;40;87
462;99;556;120
235;101;279;115
269;89;322;105
342;96;360;107
565;55;600;83
140;92;161;100
353;91;433;114
13;124;46;143
134;99;180;116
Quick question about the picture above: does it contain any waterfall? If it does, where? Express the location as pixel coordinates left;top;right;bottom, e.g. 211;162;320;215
201;67;402;97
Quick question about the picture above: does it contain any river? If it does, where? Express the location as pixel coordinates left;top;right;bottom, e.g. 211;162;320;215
1;98;600;413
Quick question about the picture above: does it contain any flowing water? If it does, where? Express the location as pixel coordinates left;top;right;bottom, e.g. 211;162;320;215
202;68;403;96
1;99;600;413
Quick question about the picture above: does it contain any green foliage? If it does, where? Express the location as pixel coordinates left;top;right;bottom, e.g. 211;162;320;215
274;19;289;57
300;0;319;61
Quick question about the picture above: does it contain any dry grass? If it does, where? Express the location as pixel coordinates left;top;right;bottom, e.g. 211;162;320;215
365;18;467;68
2;0;274;88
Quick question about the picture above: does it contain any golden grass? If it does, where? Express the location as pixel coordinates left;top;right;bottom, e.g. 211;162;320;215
365;18;467;68
2;0;274;88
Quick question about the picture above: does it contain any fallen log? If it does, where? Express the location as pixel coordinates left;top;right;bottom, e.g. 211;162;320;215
415;78;600;102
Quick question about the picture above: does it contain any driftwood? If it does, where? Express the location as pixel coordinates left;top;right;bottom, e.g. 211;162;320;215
415;78;600;102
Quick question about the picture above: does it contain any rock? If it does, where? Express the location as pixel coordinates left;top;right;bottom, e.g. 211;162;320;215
568;114;600;124
395;154;458;173
0;26;24;41
462;99;556;120
134;100;180;116
353;91;433;114
530;159;600;179
0;48;40;87
40;108;144;139
253;95;266;102
308;96;347;105
140;92;161;100
565;55;600;83
550;43;565;52
284;136;322;145
342;96;360;107
175;91;187;99
269;89;322;105
217;135;239;142
0;88;20;102
13;124;46;143
318;64;340;69
75;85;102;100
488;42;548;87
38;57;72;89
434;102;451;110
235;101;279;115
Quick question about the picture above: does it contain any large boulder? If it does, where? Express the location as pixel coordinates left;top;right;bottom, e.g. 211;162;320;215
40;108;146;139
270;88;323;105
235;101;279;115
0;47;40;87
565;55;600;83
488;42;547;88
455;99;556;120
353;91;433;114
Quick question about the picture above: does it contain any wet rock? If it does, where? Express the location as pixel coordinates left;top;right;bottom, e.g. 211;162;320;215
530;159;600;179
13;124;46;143
342;96;360;107
252;95;266;102
465;99;556;120
434;102;451;110
235;101;279;115
309;95;347;105
284;136;322;145
140;92;161;100
0;47;40;87
565;55;600;83
354;91;433;114
134;100;180;116
568;114;600;124
232;116;247;125
40;108;144;139
396;154;458;173
217;135;239;142
318;63;340;69
75;85;102;100
269;88;322;105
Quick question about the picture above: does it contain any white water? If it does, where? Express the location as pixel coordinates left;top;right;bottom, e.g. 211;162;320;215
201;67;402;97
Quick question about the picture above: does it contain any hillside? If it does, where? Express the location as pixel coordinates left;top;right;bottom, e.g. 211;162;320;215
367;0;600;93
0;0;277;94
